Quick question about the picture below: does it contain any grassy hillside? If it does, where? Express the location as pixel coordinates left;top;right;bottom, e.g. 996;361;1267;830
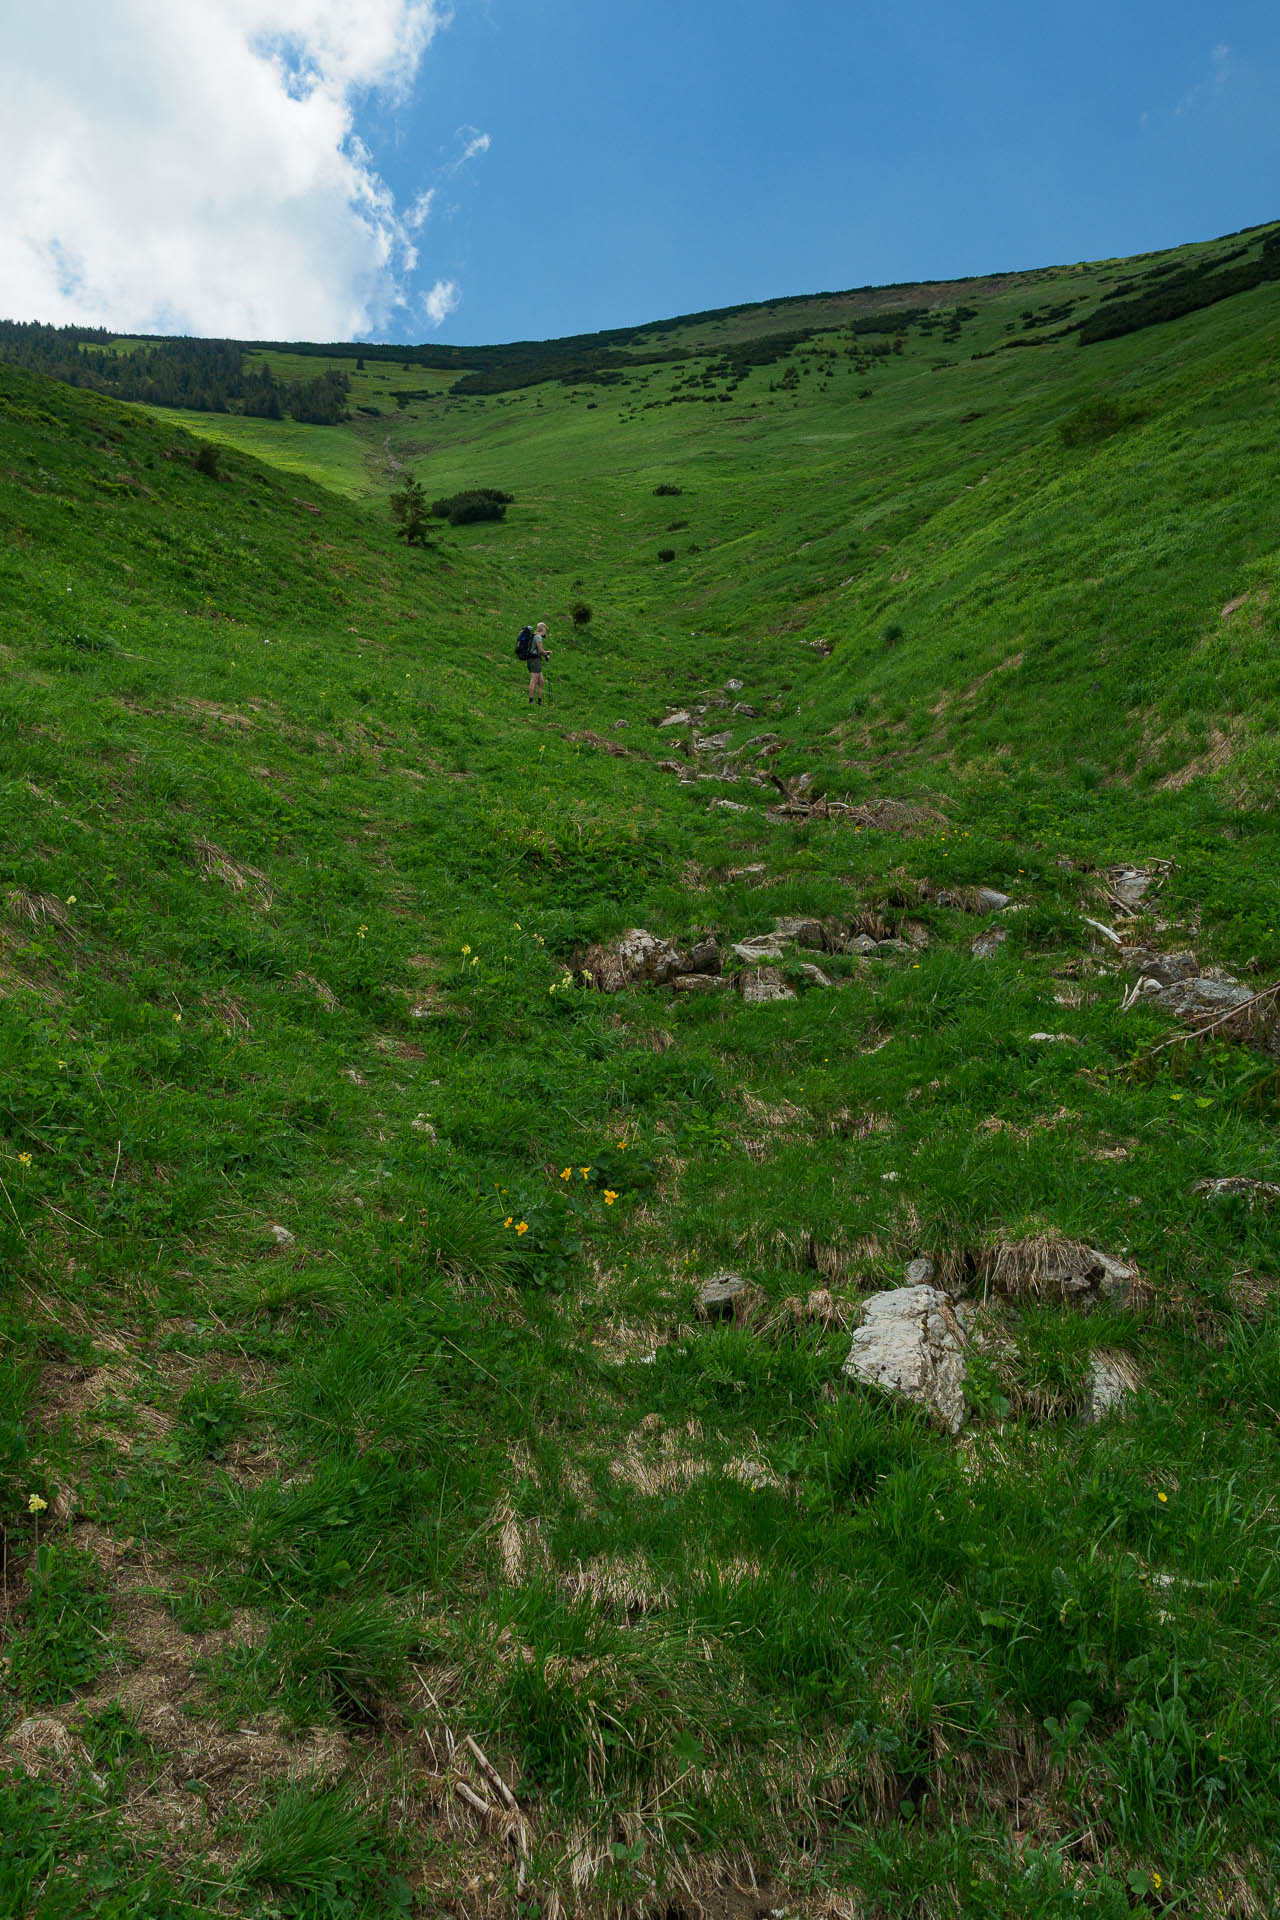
2;222;1280;1920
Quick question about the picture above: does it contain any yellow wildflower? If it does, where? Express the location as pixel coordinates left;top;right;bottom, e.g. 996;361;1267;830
173;1012;182;1023
1157;1491;1168;1503
470;955;478;967
356;924;367;939
65;896;76;906
461;944;472;955
504;1216;513;1228
17;1152;32;1167
1152;1873;1162;1892
603;1190;619;1206
515;1221;529;1235
579;1166;591;1178
27;1494;47;1514
616;1139;627;1150
560;1168;572;1180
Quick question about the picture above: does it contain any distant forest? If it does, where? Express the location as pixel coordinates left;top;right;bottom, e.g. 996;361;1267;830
0;324;351;423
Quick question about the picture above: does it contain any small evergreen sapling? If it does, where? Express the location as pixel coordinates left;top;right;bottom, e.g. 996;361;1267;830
390;472;432;548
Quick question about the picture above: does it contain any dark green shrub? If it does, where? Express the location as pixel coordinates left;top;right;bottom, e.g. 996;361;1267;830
569;600;592;627
190;442;221;478
657;548;676;563
880;622;904;648
430;487;513;526
653;483;682;497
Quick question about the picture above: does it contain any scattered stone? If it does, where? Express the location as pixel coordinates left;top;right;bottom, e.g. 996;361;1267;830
341;1066;365;1084
1192;1176;1280;1204
582;928;721;992
773;915;827;949
1107;866;1155;910
798;963;835;987
1144;976;1253;1019
697;1272;746;1319
971;928;1007;959
1082;916;1123;947
1028;1032;1079;1044
904;1257;936;1286
980;1236;1136;1307
902;921;931;949
659;710;691;729
411;1115;438;1140
709;798;751;813
876;938;910;955
1084;1355;1138;1424
738;967;796;1005
1117;947;1199;986
657;759;687;777
613;719;629;730
732;702;760;717
670;973;728;994
724;678;744;691
844;1285;970;1434
844;934;880;957
683;937;720;972
694;731;733;754
732;936;786;964
727;864;767;880
267;1223;295;1246
975;888;1011;911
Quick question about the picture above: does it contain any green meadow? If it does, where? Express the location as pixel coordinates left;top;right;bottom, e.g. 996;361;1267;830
2;220;1280;1919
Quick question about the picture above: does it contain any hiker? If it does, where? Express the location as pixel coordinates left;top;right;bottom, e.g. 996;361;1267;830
527;622;550;706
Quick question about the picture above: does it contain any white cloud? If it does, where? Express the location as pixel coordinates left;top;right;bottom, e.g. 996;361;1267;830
449;128;492;173
1176;41;1232;116
423;278;461;327
0;0;467;339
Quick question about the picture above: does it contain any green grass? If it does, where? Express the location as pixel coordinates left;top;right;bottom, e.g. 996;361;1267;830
2;222;1280;1917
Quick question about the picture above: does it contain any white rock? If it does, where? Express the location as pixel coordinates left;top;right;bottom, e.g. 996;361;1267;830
268;1223;295;1246
798;963;834;987
732;936;785;963
971;928;1007;959
976;888;1011;911
844;1285;969;1433
709;799;751;813
1084;1356;1137;1423
738;967;796;1005
1028;1032;1079;1044
698;1272;746;1316
659;710;691;728
724;678;744;691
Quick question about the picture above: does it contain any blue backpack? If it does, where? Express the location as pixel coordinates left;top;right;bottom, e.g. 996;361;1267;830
515;625;535;661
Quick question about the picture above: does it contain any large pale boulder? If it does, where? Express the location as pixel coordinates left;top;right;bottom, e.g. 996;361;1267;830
844;1285;970;1433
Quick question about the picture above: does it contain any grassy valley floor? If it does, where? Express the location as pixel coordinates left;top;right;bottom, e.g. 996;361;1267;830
1;225;1280;1918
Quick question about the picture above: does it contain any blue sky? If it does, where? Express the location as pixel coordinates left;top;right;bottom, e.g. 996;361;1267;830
392;0;1278;342
2;0;1277;344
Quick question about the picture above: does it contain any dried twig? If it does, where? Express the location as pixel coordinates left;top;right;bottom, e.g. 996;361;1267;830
454;1780;492;1819
465;1734;519;1811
